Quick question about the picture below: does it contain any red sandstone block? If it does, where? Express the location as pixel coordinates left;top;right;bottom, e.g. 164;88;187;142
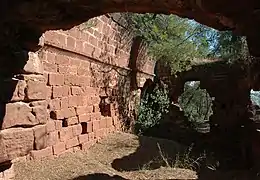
71;86;83;95
43;62;57;73
100;119;107;129
77;67;88;76
89;35;98;47
93;120;100;131
46;51;56;64
59;126;74;142
94;30;102;39
66;137;79;149
68;66;78;75
26;79;46;100
88;132;94;140
76;40;84;53
52;109;64;119
78;114;91;123
65;117;79;126
55;54;70;65
91;112;101;121
78;76;90;87
65;108;77;118
68;96;78;107
84;43;95;56
55;120;63;130
70;58;81;66
30;147;53;159
48;73;64;86
61;97;69;109
53;142;66;155
86;106;93;113
81;32;89;41
33;125;47;150
76;106;86;116
47;131;59;146
46;120;56;133
72;124;82;136
78;134;89;144
106;117;113;128
46;86;52;99
67;36;76;50
58;65;69;74
48;99;61;110
54;107;76;119
65;74;80;86
52;86;70;98
93;48;102;59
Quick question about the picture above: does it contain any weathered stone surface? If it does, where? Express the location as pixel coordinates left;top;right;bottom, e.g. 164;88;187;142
33;125;47;150
23;52;44;74
26;78;46;100
32;105;47;124
0;128;34;163
2;102;36;129
11;80;27;102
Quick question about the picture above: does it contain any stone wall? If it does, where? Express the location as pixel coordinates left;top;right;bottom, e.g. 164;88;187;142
0;14;155;177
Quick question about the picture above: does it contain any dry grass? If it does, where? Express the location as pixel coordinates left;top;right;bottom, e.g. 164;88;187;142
14;132;198;180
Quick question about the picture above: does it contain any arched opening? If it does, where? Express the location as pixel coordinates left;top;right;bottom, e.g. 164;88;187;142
178;81;213;134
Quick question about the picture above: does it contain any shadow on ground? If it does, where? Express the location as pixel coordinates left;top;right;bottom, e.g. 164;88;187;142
111;135;260;180
111;135;187;171
73;173;128;180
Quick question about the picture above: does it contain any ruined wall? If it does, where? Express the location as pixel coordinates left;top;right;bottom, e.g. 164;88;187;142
0;14;154;175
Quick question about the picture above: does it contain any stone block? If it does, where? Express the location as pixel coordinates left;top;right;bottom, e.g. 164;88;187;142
93;121;100;131
66;137;79;149
78;114;91;123
54;121;62;130
61;97;69;109
52;86;70;98
59;126;73;142
33;125;47;150
46;131;59;146
32;105;47;124
0;128;34;162
25;75;46;100
46;120;56;133
71;86;83;95
78;134;89;144
53;142;66;155
65;117;79;126
48;99;61;111
10;80;26;102
2;102;36;129
30;146;53;159
48;73;64;86
72;124;82;136
23;52;44;74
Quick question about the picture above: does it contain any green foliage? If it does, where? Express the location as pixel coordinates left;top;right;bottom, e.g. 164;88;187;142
178;81;213;125
126;13;213;74
208;31;249;63
251;90;260;107
135;84;170;134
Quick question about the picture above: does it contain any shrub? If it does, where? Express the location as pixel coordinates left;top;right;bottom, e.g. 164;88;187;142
135;83;170;134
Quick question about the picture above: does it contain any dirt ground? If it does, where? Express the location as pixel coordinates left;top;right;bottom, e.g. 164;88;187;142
14;132;259;180
14;132;198;180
